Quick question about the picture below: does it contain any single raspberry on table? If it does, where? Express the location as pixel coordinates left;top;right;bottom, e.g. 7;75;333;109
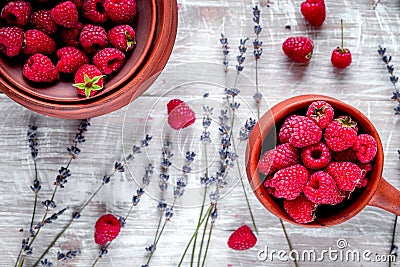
288;116;322;148
258;143;299;176
104;0;137;25
0;26;24;57
59;22;83;47
326;161;362;192
353;134;377;163
82;0;108;23
264;164;308;200
279;114;298;143
301;142;331;169
356;162;372;188
73;64;104;98
23;54;58;83
324;116;358;152
56;46;89;74
93;47;125;75
332;148;357;163
282;36;314;63
1;0;32;26
227;225;257;250
79;24;108;54
167;99;196;130
303;171;341;204
22;30;56;56
284;195;316;224
306;100;334;129
108;25;136;52
300;0;326;27
51;1;79;28
94;214;121;245
30;10;58;35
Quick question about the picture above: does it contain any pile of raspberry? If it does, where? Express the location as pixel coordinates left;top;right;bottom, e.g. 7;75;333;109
0;0;137;98
258;101;378;224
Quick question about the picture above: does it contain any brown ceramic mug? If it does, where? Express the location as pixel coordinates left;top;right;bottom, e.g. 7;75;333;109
245;94;400;227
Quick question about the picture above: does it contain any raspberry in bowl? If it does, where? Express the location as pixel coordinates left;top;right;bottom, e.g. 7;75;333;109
245;95;400;227
0;0;177;119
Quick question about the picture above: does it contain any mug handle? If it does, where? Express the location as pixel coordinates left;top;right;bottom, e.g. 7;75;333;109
368;178;400;215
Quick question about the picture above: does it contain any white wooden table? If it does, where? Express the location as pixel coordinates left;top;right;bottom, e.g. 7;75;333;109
1;0;400;266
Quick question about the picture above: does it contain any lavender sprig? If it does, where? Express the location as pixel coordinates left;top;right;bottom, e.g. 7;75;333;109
252;5;263;119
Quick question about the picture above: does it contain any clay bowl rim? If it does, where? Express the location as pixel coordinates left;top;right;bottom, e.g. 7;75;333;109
0;0;157;103
245;94;384;227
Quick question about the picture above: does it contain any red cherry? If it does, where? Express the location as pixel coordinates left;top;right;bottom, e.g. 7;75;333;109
331;19;352;69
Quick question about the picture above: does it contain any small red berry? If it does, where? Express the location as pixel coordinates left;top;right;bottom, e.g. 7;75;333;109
300;0;326;27
51;1;79;28
93;47;125;75
284;195;316;224
288;116;322;148
79;24;108;54
301;142;331;170
104;0;137;25
306;100;334;129
73;64;104;98
353;134;377;163
258;143;299;175
30;10;58;35
1;0;32;26
227;225;257;250
331;20;352;69
94;214;121;245
326;161;362;192
23;54;58;83
108;25;136;52
56;46;89;74
0;26;24;57
303;171;341;204
23;30;56;56
324;116;358;152
282;36;314;63
167;99;196;130
82;0;108;24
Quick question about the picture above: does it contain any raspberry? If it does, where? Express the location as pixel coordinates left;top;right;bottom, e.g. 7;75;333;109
284;195;316;224
94;214;121;245
301;142;331;169
167;99;196;130
282;36;314;63
288;116;322;148
82;0;108;23
227;225;257;251
264;164;308;200
51;1;79;28
332;148;357;163
324;116;358;152
300;0;326;27
356;162;372;188
22;30;56;55
0;26;23;57
79;24;108;54
93;47;125;75
104;0;137;25
353;134;377;163
306;100;334;129
30;10;58;35
73;64;104;98
59;22;83;47
303;171;341;204
258;143;299;175
1;1;32;26
23;54;58;83
108;25;136;52
56;46;89;74
279;114;298;143
326;161;362;192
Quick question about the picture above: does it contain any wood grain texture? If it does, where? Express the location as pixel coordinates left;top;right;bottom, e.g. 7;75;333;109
1;0;400;266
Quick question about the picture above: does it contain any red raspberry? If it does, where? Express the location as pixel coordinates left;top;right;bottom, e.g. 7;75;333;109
303;171;341;204
264;164;308;200
30;10;58;35
1;1;32;26
23;54;58;83
94;214;121;245
59;22;83;47
284;195;316;224
279;114;298;143
108;25;136;52
22;30;56;56
73;64;104;98
332;148;357;163
51;1;79;28
0;26;23;57
258;143;299;175
167;99;196;130
326;161;362;192
82;0;108;23
93;47;125;75
300;0;326;27
306;100;334;129
288;116;322;148
79;24;108;54
282;36;314;63
104;0;137;25
353;134;377;163
227;225;257;250
324;116;358;152
56;46;89;74
356;162;372;188
301;142;331;169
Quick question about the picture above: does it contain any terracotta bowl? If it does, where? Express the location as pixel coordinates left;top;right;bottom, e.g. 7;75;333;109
245;94;400;227
0;0;177;119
